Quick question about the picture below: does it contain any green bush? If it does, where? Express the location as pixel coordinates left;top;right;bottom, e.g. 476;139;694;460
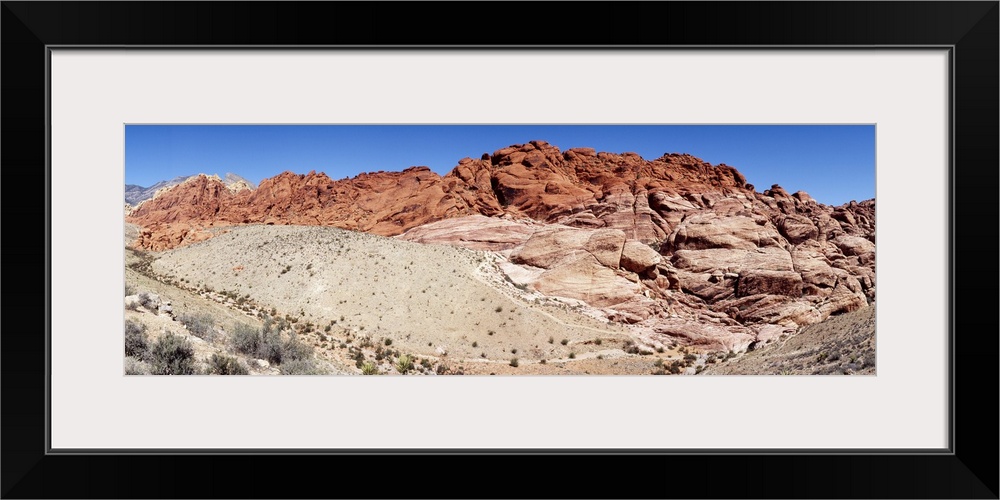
361;361;379;375
150;333;195;375
395;354;413;374
124;320;149;359
207;354;248;375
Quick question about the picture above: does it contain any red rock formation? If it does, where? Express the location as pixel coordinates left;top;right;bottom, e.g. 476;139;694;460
127;141;875;351
127;141;757;250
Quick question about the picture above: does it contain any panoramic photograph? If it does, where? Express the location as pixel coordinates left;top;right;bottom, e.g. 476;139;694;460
124;125;875;376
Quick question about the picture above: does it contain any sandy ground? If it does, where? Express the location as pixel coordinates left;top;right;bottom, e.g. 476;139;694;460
127;224;872;375
130;225;701;374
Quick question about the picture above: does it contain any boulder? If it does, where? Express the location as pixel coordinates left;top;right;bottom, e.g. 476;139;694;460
532;255;640;308
620;240;662;273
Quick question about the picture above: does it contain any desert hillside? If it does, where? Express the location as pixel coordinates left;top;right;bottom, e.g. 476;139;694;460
701;305;875;375
124;140;876;375
128;225;695;375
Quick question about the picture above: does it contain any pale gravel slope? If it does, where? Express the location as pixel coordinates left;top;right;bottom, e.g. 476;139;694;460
149;225;635;364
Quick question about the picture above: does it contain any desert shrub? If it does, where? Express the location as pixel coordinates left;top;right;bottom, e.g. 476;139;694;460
150;333;195;375
280;358;326;375
509;358;519;367
568;352;576;359
495;306;503;313
137;292;154;309
125;283;136;296
395;354;413;374
471;341;478;348
258;331;286;365
594;338;602;346
124;320;149;359
548;337;554;344
207;354;248;375
281;333;312;362
384;338;392;346
361;361;379;375
510;348;517;354
124;356;150;375
561;339;569;346
230;323;262;356
177;312;216;341
623;340;640;354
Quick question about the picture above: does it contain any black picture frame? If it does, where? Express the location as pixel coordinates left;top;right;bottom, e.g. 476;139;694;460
2;2;996;498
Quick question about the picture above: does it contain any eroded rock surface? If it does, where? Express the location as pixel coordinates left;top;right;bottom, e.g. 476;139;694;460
127;141;874;351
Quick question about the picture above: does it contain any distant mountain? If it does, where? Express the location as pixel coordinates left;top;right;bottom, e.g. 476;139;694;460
126;173;255;205
222;172;256;191
125;175;194;205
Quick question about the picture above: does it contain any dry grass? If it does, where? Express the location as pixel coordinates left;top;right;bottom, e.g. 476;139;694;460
701;306;876;375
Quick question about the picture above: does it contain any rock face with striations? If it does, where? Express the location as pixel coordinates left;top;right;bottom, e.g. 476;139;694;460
127;141;874;352
128;140;753;249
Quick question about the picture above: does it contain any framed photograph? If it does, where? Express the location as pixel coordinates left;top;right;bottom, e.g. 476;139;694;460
3;2;996;498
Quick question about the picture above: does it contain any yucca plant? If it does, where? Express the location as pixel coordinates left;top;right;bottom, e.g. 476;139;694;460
361;360;379;375
395;354;413;374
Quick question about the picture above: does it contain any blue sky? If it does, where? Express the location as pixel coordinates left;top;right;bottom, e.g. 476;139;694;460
125;125;875;205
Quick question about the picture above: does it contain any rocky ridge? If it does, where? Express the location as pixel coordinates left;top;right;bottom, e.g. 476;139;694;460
127;141;875;353
126;172;255;207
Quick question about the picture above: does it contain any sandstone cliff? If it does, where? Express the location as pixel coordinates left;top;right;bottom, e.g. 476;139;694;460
126;141;874;352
